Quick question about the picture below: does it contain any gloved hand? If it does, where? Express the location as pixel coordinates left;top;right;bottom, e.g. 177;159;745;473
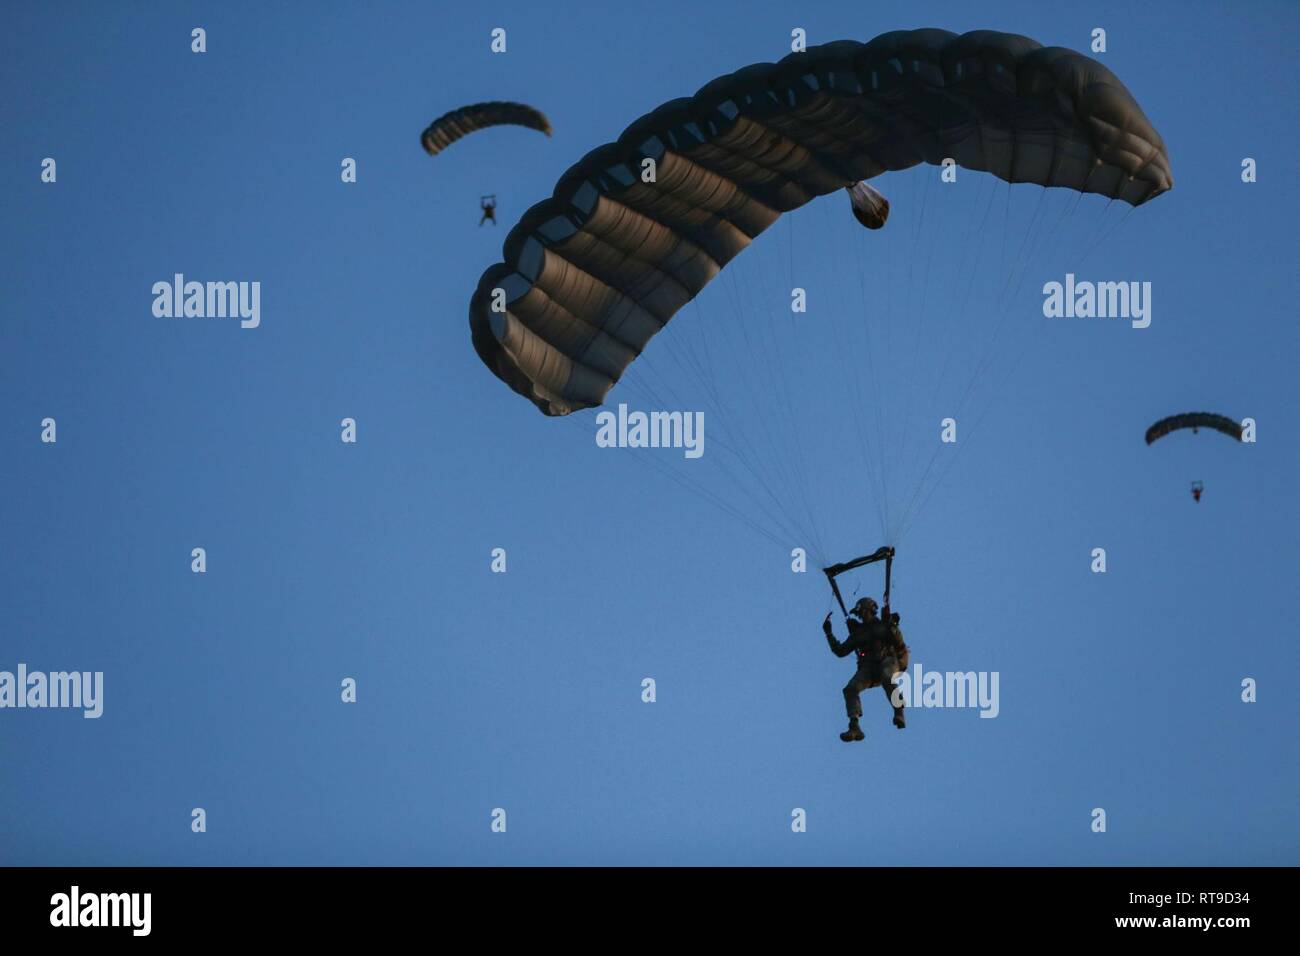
822;612;834;636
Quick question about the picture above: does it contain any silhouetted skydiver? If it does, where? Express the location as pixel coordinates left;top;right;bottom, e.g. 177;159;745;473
823;597;908;742
479;195;497;226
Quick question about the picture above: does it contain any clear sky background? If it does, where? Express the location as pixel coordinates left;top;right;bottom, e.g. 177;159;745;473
2;0;1296;865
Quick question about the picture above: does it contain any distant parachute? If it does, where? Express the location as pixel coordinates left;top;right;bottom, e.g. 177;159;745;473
1145;413;1243;445
420;102;552;156
469;28;1172;417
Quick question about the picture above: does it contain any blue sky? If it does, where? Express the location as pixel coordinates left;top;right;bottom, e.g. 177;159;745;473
2;0;1296;865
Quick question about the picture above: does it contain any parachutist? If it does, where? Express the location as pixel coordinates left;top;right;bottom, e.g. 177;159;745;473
1147;415;1241;504
824;597;909;740
480;195;497;226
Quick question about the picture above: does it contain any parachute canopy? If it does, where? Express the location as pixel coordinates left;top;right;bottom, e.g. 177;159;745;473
1145;413;1243;445
421;101;552;157
468;28;1172;416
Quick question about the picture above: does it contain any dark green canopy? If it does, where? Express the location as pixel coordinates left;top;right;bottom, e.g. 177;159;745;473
469;29;1173;416
1145;413;1243;445
421;102;552;157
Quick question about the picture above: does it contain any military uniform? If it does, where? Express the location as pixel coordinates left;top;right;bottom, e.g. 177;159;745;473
826;616;908;719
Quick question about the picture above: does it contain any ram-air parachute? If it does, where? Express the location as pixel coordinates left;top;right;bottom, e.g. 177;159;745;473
469;29;1170;417
1145;413;1244;445
465;28;1172;564
421;102;552;157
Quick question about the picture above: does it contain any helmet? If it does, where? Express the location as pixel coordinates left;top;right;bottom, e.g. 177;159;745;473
851;597;878;619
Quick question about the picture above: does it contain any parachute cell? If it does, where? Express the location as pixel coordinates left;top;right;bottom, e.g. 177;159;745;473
421;102;552;157
468;29;1172;416
1145;413;1243;445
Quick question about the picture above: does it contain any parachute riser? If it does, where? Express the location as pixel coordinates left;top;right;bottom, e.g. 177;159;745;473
823;546;894;620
